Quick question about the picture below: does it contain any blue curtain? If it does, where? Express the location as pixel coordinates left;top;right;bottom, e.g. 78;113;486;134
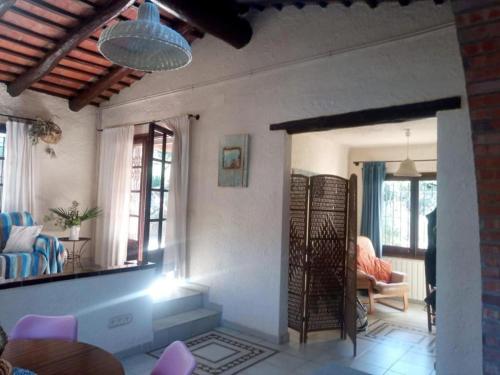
360;162;386;257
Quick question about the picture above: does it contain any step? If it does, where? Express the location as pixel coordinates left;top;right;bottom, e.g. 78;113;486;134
152;308;221;350
153;287;203;320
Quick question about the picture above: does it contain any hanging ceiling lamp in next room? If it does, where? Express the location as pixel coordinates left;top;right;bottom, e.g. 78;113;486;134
395;128;422;178
98;1;192;71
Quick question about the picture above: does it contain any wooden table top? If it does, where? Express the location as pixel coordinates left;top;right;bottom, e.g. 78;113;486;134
1;339;124;375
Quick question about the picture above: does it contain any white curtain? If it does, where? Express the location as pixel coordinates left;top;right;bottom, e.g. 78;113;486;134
164;115;190;278
95;126;134;267
2;120;36;214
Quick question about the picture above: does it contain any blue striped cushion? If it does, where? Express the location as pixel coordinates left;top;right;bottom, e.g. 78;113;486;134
0;252;47;279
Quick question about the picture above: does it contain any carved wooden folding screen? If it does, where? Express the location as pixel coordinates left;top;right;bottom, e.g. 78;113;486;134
288;174;350;343
344;174;358;355
288;175;309;342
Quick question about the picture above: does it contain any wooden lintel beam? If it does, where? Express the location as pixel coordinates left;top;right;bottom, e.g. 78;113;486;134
269;97;462;134
0;0;16;18
151;0;252;49
69;66;134;112
7;0;135;97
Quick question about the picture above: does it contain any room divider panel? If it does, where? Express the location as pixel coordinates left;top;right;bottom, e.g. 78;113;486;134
289;174;309;342
345;174;358;355
288;174;357;348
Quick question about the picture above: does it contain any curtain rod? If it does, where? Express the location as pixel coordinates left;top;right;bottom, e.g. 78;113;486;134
134;114;200;127
0;112;37;123
97;113;200;132
353;159;437;166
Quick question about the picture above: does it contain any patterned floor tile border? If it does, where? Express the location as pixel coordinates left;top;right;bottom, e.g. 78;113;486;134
149;330;278;375
361;319;435;353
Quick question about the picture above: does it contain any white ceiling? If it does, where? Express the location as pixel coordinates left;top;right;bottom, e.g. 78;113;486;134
307;117;437;147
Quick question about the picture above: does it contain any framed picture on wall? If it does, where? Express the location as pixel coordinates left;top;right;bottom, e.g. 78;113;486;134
218;134;249;187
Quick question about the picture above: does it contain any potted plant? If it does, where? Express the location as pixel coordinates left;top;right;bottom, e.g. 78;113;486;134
45;201;101;241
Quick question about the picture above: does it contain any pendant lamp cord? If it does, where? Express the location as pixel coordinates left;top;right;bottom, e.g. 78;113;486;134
405;128;410;159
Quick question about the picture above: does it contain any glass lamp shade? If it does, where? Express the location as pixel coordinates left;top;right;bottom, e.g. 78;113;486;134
394;158;422;177
98;2;192;71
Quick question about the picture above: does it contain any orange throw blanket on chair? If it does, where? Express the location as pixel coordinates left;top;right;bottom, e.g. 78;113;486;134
357;244;392;283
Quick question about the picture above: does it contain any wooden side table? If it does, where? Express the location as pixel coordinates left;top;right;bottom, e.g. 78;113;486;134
59;237;91;270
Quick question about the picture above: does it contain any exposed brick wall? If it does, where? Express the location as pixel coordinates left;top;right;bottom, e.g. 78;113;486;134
453;1;500;374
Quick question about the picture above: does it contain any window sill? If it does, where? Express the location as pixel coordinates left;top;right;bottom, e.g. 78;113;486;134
382;245;426;261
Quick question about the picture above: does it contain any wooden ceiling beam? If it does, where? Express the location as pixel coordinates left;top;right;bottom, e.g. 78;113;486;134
69;66;135;112
0;20;57;49
7;0;135;97
151;0;252;49
17;0;83;26
3;7;68;39
40;0;95;18
237;0;427;9
0;0;16;18
29;86;71;100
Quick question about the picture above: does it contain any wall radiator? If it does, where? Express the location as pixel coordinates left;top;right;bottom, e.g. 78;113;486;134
383;257;426;302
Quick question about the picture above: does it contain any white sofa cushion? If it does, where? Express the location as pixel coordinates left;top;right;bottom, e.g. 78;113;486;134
3;225;42;253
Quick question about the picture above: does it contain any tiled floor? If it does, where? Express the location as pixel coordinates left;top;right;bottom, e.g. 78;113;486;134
122;302;435;375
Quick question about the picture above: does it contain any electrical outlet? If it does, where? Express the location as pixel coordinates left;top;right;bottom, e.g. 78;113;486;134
108;313;133;329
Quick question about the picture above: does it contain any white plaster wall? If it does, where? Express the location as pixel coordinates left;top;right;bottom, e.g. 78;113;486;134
0;87;98;258
349;143;437;232
436;109;482;374
98;2;481;361
0;268;155;354
291;133;349;177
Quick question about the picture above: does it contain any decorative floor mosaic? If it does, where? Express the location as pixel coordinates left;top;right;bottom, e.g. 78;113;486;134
362;319;435;354
149;330;278;375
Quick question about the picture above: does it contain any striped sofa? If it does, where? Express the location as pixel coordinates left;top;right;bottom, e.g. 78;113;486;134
0;212;64;280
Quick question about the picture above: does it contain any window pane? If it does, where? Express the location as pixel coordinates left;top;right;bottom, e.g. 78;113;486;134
131;168;142;191
418;180;437;249
128;216;139;241
162;192;169;219
148;221;159;250
161;219;167;248
150;191;161;219
0;134;6;157
153;133;164;159
165;137;173;162
164;163;170;190
382;180;411;248
132;143;143;167
130;192;140;216
152;161;163;189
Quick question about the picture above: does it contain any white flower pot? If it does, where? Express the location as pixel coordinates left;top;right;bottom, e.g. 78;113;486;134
69;226;81;241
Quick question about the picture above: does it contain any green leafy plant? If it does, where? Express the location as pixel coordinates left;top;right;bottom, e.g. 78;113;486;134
45;201;101;229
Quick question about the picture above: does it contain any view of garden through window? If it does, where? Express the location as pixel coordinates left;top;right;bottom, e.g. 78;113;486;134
382;178;437;250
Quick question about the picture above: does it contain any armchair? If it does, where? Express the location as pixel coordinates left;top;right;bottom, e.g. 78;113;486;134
357;236;409;314
0;212;64;280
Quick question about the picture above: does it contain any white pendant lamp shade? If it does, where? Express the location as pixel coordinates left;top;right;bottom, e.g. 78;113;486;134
394;129;421;177
395;158;421;177
98;1;192;71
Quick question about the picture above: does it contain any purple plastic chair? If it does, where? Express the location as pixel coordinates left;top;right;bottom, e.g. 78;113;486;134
151;341;196;375
10;314;78;342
